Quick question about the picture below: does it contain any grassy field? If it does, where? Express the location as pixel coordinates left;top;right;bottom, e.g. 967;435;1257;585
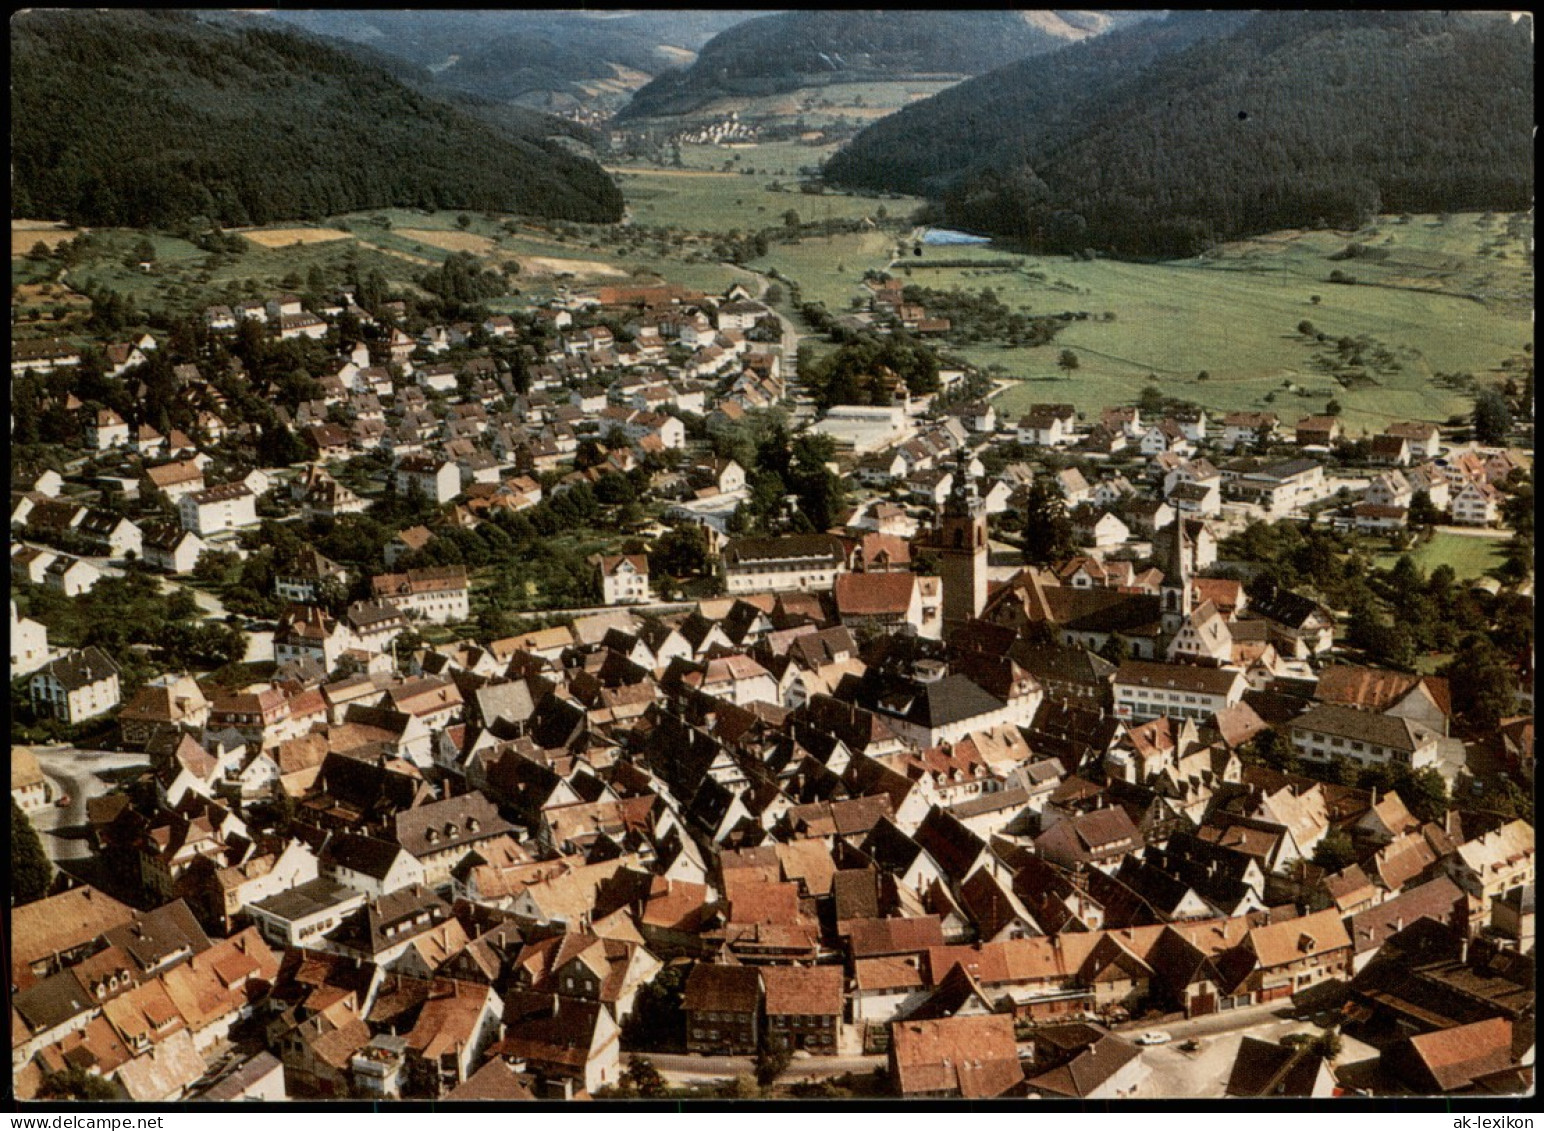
12;221;82;256
610;167;907;233
663;139;835;176
757;230;902;311
12;204;756;319
652;79;962;133
1373;531;1506;579
236;227;353;248
748;211;1531;430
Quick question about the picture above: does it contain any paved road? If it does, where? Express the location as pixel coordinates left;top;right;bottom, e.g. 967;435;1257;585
734;262;807;395
1134;1010;1378;1098
1113;998;1290;1043
629;1050;882;1085
25;745;150;862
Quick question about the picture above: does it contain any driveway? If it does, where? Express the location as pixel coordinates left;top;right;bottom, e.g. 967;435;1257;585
25;745;150;862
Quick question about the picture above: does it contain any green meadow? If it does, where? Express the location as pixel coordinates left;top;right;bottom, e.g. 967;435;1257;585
747;211;1532;431
1373;531;1506;580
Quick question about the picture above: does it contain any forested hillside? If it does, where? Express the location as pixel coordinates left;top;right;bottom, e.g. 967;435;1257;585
258;10;762;108
824;11;1533;257
618;11;1149;120
11;10;625;228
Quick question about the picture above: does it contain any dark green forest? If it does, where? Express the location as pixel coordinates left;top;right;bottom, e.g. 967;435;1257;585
824;11;1534;257
10;10;625;228
258;9;757;98
618;11;1146;121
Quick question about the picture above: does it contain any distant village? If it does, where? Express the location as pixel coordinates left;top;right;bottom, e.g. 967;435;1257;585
9;253;1535;1102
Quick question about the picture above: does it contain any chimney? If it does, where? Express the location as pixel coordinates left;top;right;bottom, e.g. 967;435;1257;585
1460;936;1470;965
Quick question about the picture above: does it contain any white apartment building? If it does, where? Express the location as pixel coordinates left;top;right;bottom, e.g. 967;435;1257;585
721;534;848;594
179;483;258;537
1112;660;1247;724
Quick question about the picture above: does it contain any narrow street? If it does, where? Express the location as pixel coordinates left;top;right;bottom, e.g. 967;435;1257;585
627;1049;883;1087
25;745;150;862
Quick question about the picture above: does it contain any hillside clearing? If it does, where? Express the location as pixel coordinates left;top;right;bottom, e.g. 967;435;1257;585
519;256;628;278
353;239;437;267
236;227;353;247
397;228;499;254
11;223;82;256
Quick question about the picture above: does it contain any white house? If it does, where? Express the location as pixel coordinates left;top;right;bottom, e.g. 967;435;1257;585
371;567;471;625
1228;459;1329;516
86;409;131;451
143;459;208;503
1385;422;1443;461
11;747;53;812
30;646;122;724
594;555;651;606
323;834;427;897
247;877;368;949
1168;480;1221;518
1364;471;1414;510
10;601;52;679
1450;480;1500;527
1220;412;1279;452
277;313;328;341
77;511;143;560
395;455;461;506
1165;602;1234;664
142;524;206;575
44;555;102;597
1075;510;1130;551
1017;405;1078;448
179;483;258;537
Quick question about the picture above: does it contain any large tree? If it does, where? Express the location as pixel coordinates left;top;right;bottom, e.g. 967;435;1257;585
1020;477;1075;564
1473;388;1513;445
13;798;54;904
1441;635;1519;732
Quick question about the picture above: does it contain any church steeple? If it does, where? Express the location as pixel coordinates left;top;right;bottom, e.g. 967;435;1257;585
1159;519;1193;635
931;448;988;638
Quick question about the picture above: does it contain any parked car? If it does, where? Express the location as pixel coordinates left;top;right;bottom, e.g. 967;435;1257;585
1136;1031;1172;1046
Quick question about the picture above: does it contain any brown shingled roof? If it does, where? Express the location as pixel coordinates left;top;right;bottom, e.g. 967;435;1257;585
1403;1017;1515;1092
760;964;843;1017
682;963;761;1014
890;1014;1022;1098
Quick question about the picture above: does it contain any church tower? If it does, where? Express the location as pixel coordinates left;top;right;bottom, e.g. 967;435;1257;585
930;451;989;639
1158;518;1194;636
